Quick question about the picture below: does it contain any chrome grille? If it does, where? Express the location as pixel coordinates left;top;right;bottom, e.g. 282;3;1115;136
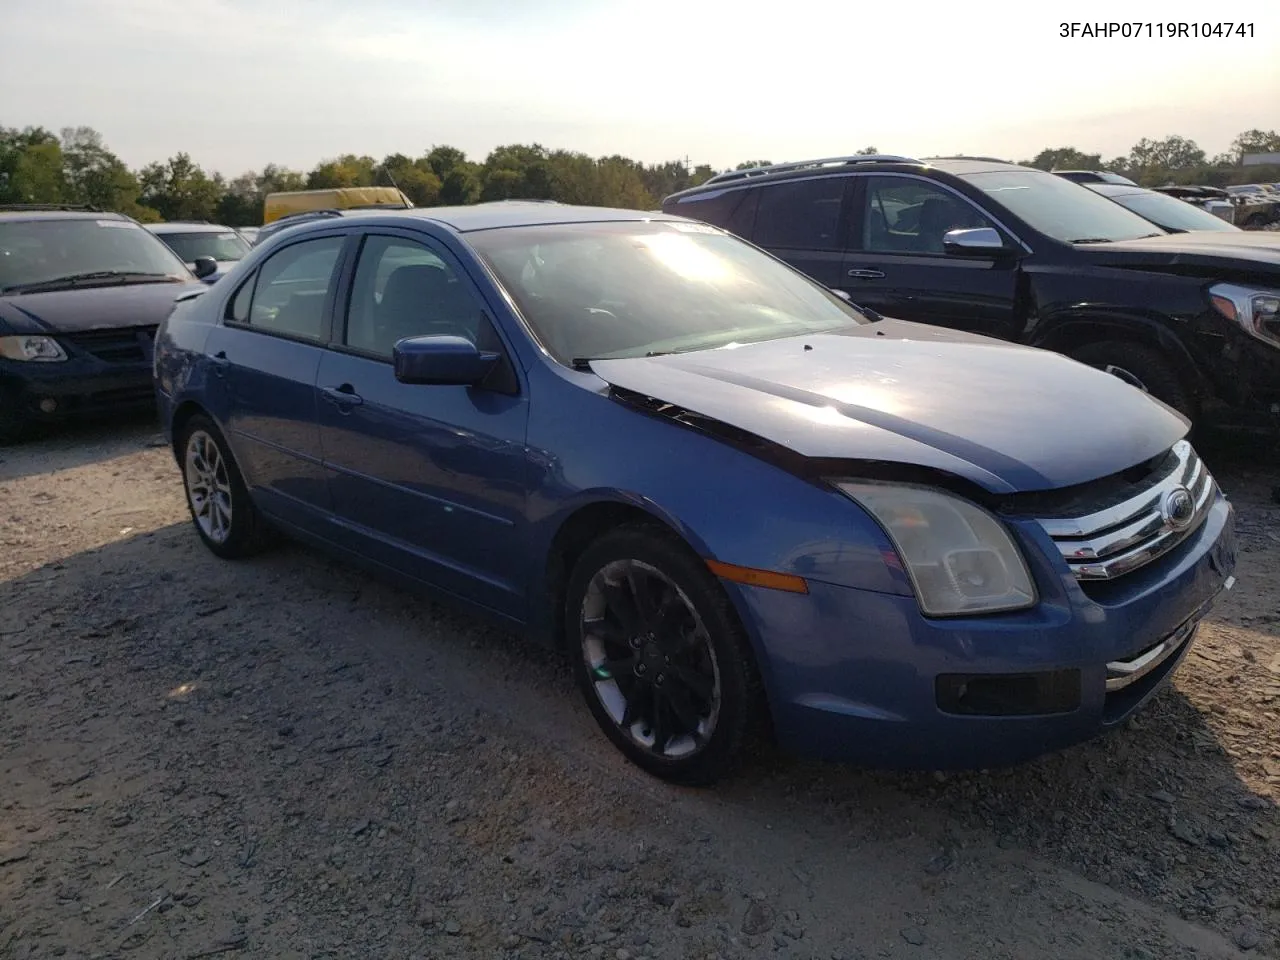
1036;441;1214;581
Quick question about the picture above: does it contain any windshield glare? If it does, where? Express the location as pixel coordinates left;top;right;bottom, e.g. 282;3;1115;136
0;218;189;289
964;170;1165;243
1110;192;1239;233
156;230;250;263
470;221;870;364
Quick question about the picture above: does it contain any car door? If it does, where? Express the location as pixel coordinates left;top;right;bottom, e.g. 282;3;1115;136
201;232;349;529
315;229;531;618
840;175;1020;338
746;176;853;289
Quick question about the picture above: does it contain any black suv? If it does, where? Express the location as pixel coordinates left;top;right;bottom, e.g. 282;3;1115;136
0;206;208;443
662;156;1280;434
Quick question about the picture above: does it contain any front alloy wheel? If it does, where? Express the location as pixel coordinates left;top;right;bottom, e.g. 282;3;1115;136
582;559;721;760
567;525;764;785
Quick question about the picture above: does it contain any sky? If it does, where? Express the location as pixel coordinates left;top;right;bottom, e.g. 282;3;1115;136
2;0;1278;176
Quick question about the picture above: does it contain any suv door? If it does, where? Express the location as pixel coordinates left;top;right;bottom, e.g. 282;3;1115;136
202;233;348;528
746;176;852;289
842;175;1021;338
315;230;530;619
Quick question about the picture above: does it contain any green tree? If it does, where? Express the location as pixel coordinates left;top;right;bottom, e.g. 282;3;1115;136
137;152;222;221
59;126;147;215
855;146;880;155
307;154;378;189
735;160;773;170
481;144;554;201
1125;136;1206;184
378;153;442;206
1229;129;1280;162
0;126;65;203
424;146;481;205
1026;147;1103;171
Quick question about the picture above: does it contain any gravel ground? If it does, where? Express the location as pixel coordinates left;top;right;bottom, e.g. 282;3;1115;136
1;417;1277;960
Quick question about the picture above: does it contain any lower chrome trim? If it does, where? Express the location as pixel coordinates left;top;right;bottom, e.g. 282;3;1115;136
1105;618;1198;692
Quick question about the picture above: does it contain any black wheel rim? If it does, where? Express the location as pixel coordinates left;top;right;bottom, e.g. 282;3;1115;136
580;559;721;759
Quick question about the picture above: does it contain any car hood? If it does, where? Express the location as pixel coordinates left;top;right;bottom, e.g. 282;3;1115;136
1086;230;1280;279
0;279;205;334
590;321;1188;495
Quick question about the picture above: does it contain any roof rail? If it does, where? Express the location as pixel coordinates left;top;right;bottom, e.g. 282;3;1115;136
702;155;920;187
920;155;1013;164
0;203;101;213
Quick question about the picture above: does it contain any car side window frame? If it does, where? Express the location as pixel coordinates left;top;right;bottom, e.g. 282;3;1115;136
220;231;353;345
331;227;523;395
847;173;1031;256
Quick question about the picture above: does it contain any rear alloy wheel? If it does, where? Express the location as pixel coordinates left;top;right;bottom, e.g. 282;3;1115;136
179;414;272;559
1071;341;1194;420
567;526;762;785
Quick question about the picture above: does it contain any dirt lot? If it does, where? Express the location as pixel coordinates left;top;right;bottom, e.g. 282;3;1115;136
1;418;1278;960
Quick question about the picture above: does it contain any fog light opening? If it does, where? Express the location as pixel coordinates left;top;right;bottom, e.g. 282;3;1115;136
38;397;58;413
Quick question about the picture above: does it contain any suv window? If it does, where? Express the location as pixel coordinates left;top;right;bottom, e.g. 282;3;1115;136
752;178;846;250
0;217;189;292
861;177;995;254
237;236;343;341
344;235;483;357
156;230;250;263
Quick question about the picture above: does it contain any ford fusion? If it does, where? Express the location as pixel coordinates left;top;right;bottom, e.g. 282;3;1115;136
153;204;1238;785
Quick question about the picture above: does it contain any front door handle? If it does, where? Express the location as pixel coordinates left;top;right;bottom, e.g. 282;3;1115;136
320;384;363;410
847;268;886;280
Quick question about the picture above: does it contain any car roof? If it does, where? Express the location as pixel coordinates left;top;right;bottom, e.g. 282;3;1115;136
0;209;128;223
148;222;238;233
285;201;686;234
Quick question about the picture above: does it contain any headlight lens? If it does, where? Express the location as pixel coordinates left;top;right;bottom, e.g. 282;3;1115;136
1210;282;1280;348
0;335;67;362
834;481;1037;617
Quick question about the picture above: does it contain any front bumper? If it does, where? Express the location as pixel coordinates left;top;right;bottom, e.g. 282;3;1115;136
0;355;156;423
731;494;1237;770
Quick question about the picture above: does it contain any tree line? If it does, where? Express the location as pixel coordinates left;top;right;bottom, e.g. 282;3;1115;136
2;125;1278;227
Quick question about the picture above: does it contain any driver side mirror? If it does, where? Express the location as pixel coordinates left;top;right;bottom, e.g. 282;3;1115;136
942;227;1009;256
393;335;500;386
191;256;218;280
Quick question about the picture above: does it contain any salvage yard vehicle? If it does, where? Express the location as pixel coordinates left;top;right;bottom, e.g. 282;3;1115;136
0;205;208;444
663;155;1280;436
262;186;413;225
1084;182;1243;234
154;203;1237;785
148;220;252;284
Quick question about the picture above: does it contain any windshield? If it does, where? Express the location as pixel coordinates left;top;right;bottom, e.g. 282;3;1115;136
964;169;1164;243
0;217;189;290
468;221;871;364
1108;191;1239;233
156;230;250;263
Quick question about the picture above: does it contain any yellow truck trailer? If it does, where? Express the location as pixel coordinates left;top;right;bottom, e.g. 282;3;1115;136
262;187;413;224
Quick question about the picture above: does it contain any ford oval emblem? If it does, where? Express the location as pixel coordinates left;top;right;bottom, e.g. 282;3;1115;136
1162;486;1195;531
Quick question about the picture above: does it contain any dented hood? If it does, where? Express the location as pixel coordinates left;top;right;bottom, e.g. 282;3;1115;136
590;321;1188;494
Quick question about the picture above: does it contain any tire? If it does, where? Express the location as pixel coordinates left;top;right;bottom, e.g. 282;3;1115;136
565;523;765;786
178;414;273;559
1244;214;1267;229
1070;341;1194;420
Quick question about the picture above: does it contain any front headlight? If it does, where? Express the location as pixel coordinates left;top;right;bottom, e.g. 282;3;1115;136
1210;282;1280;348
834;481;1037;617
0;335;67;362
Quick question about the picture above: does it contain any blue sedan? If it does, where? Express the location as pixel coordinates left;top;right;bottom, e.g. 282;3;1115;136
153;203;1237;785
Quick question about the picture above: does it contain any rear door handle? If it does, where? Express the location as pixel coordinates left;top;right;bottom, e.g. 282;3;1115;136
847;268;886;280
320;384;363;410
211;350;229;377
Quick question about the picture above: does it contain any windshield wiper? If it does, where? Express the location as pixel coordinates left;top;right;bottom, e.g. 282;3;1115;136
3;271;180;294
1070;238;1115;244
571;349;677;370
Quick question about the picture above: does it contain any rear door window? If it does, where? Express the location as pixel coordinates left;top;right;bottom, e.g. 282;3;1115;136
751;177;848;250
